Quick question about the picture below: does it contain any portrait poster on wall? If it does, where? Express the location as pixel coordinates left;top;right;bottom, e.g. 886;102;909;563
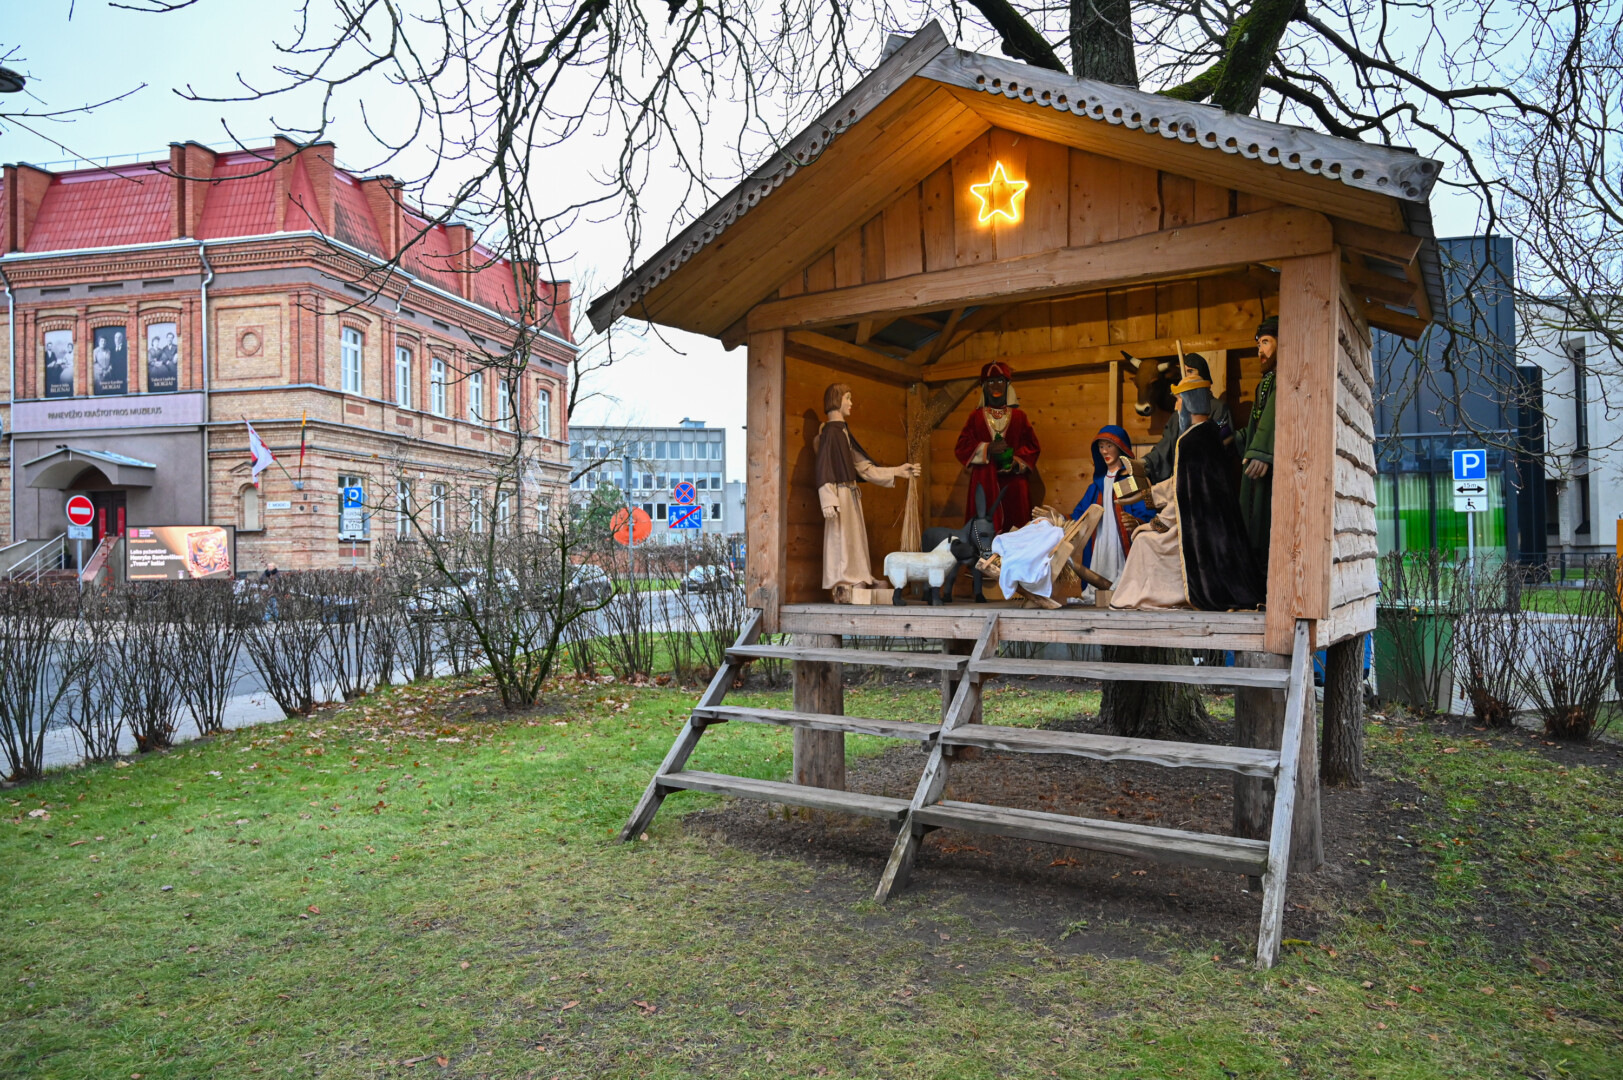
146;322;179;393
43;330;74;398
92;326;129;396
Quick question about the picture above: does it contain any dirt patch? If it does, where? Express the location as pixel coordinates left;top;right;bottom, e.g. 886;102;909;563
685;711;1432;958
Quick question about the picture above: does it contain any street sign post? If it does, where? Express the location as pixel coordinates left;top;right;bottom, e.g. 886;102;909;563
66;495;94;592
339;486;365;564
671;481;697;507
1452;449;1487;577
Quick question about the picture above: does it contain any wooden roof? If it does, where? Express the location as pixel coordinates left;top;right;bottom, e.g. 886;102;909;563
589;22;1442;339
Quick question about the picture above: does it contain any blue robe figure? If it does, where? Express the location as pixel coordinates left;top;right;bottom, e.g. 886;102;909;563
1070;424;1156;591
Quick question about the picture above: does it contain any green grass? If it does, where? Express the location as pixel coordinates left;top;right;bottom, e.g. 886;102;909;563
3;676;1619;1079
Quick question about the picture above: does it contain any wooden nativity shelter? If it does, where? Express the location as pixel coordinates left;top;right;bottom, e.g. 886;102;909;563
590;23;1440;967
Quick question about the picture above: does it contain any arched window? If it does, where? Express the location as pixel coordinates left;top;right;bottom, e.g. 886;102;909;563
240;485;262;532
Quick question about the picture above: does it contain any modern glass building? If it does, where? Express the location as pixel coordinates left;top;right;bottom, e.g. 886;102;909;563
1371;236;1545;564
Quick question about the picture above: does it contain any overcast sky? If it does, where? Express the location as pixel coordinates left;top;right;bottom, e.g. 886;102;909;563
5;2;1487;485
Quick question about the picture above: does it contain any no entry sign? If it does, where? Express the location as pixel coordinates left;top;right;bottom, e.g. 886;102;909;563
66;495;94;528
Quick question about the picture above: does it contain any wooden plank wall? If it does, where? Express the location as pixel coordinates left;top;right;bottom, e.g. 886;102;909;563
925;280;1270;531
1324;288;1379;645
782;357;911;604
777;129;1277;299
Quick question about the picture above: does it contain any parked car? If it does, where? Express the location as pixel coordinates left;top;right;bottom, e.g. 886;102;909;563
680;564;735;594
569;564;612;604
403;568;517;617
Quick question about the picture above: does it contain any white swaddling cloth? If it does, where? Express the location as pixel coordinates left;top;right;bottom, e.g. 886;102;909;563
991;520;1066;599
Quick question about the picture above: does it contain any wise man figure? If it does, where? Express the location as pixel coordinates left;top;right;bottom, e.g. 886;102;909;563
1111;365;1266;611
816;383;920;600
954;361;1040;532
1239;315;1279;572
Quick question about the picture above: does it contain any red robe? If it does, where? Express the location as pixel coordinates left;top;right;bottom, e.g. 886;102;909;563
954;407;1040;532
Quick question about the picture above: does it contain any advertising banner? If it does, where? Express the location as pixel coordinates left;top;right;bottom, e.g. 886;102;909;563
146;322;179;393
92;325;128;396
43;330;74;398
126;525;235;581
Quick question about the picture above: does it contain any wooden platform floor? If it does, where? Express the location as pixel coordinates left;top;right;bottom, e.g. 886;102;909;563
778;602;1270;652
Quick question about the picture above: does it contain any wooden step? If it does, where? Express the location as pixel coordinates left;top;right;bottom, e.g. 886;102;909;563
694;706;940;741
914;800;1270;876
972;657;1289;689
940;724;1279;777
656;770;911;820
727;644;968;672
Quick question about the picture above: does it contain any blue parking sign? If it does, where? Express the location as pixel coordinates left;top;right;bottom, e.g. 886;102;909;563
1452;449;1487;481
343;486;364;509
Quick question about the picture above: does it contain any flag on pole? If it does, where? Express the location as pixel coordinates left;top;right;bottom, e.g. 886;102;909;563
296;412;308;480
246;419;276;488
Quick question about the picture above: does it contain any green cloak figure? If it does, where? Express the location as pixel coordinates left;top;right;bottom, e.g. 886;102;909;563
1239;316;1278;571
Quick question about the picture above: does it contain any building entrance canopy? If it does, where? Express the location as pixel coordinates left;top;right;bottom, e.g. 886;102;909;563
24;445;158;489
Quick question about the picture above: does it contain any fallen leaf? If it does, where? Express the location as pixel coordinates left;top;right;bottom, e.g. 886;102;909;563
1441;747;1460;754
561;1000;579;1010
459;961;470;970
1530;955;1552;975
307;905;320;915
1407;939;1429;946
68;840;85;847
1408;985;1424;994
435;1056;449;1068
1479;986;1495;995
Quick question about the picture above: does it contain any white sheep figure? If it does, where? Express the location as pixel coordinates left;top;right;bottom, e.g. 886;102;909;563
882;537;959;607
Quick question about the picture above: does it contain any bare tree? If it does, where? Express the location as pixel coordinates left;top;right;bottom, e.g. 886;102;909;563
172;581;247;737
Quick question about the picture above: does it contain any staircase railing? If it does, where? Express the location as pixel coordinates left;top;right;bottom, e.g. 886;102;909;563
3;534;67;583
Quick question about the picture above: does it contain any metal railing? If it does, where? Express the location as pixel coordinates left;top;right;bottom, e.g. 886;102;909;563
2;534;67;583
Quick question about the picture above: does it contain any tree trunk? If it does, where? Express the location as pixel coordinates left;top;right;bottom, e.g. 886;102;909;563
1099;646;1216;742
1208;0;1301;115
792;633;845;790
1070;0;1139;86
1321;633;1365;788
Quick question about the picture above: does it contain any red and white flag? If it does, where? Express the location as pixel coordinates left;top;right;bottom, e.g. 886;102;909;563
245;419;276;487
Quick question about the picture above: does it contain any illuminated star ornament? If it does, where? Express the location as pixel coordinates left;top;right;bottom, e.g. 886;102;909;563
970;161;1029;225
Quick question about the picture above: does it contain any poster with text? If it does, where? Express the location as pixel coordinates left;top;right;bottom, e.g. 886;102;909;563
43;330;74;398
91;325;128;396
126;525;235;581
146;322;178;393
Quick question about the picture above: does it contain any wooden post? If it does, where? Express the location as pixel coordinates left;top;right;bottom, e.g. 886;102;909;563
745;328;787;631
1321;633;1366;788
1264;250;1340;655
940;638;983;759
1234;649;1320;877
792;633;845;790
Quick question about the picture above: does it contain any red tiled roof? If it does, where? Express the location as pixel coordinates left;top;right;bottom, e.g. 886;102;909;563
25;166;172;251
282;156;322;233
196;157;280;238
331;171;383;255
400;213;460;293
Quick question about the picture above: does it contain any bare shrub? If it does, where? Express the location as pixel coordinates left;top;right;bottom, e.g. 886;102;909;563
1376;549;1455;716
309;570;397;701
242;577;331;716
105;585;185;753
60;613;121;764
1451;561;1527;728
669;535;747;681
172;580;247;737
0;583;84;780
1514;558;1620;740
596;553;656;681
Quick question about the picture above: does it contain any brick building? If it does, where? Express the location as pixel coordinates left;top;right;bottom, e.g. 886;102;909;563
0;138;573;571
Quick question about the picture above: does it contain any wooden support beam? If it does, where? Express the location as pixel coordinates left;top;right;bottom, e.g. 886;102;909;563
1329;216;1422;264
792;633;846;792
926;330;1260;384
785;330;923;385
909;303;1008;367
747;208;1335;334
1265;251;1340;654
1343;263;1419;307
745;329;788;632
1362;303;1429;340
922;307;964;364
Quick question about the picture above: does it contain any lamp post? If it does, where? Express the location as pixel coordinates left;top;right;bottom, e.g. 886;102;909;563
0;68;26;94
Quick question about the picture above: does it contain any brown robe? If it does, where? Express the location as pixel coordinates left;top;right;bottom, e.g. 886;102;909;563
815;421;907;590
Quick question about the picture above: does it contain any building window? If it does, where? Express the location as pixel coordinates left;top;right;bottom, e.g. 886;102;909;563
710;441;722;460
710;472;722;490
1577;475;1592;535
712;502;721;522
497;378;516;431
430;483;446;537
338;473;370;539
1567;339;1589;453
536;501;550;533
468;369;485;422
682;442;693;460
341;327;364;394
496;491;512;536
656;503;667;521
240;485;262;532
395;346;413;409
468;488;485;534
396;480;412;539
537;387;552;438
430;358;448;416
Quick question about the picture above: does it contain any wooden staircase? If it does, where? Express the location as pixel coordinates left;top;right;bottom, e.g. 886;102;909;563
621;609;1313;969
